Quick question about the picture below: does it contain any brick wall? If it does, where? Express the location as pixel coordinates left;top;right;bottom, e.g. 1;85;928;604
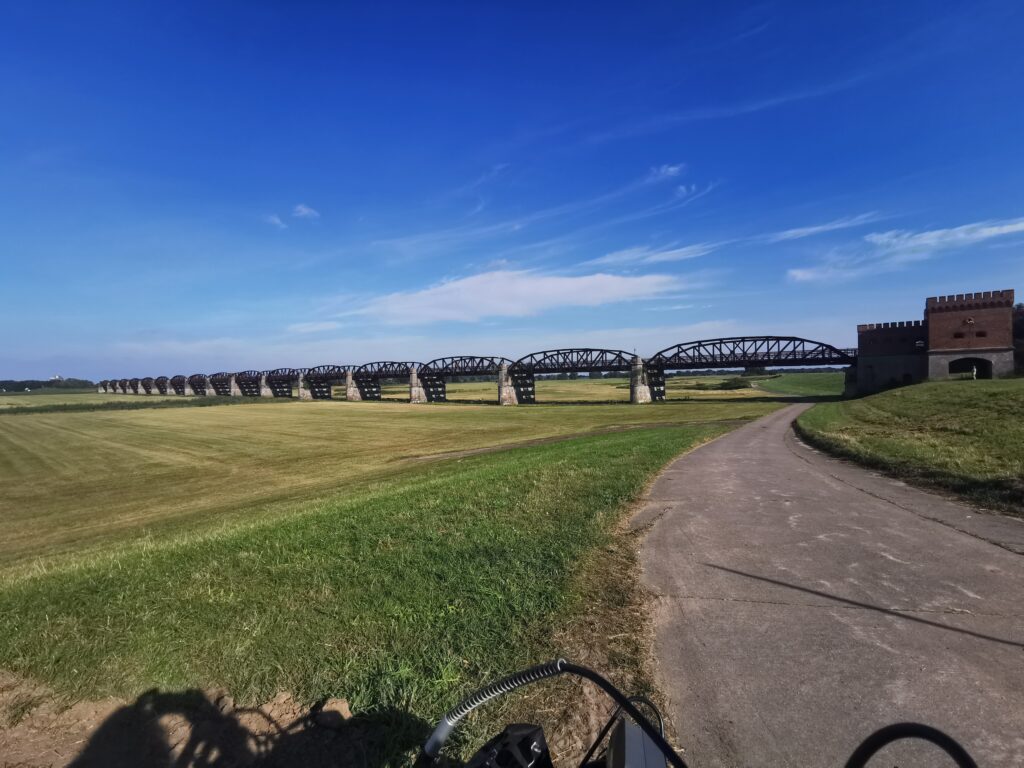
925;290;1015;351
856;320;927;356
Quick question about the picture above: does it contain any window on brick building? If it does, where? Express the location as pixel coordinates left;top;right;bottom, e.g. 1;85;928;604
977;330;987;338
953;332;965;339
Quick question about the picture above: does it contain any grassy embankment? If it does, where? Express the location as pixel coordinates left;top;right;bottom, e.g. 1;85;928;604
0;395;777;567
0;387;785;759
797;378;1024;516
755;371;846;397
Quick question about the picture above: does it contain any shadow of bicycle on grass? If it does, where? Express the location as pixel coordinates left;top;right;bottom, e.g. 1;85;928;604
67;688;434;768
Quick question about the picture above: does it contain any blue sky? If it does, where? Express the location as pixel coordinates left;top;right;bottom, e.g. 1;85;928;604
2;2;1023;379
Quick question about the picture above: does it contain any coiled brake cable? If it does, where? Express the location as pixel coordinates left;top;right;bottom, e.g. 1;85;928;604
417;658;688;768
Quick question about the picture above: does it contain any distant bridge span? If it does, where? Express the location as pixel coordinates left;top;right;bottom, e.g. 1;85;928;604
646;335;856;401
419;356;514;402
104;335;856;404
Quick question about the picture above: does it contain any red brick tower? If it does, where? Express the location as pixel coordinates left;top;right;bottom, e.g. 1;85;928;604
924;290;1015;379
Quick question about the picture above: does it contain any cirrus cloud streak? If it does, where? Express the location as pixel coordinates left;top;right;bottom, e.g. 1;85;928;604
344;269;680;325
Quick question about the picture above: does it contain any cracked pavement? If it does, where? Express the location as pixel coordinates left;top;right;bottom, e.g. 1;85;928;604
637;404;1024;767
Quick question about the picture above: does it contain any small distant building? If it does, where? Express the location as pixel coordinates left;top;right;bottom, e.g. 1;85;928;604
854;289;1016;394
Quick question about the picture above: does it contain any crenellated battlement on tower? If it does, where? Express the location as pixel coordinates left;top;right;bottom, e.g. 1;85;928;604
856;320;925;332
926;289;1015;312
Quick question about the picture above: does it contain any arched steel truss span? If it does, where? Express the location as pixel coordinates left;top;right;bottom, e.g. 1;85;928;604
187;374;210;396
511;348;635;374
170;375;187;395
421;356;513;377
354;361;424;379
649;336;856;370
264;368;303;398
234;370;264;397
350;361;424;401
154;375;170;395
418;356;514;402
140;376;155;395
508;348;635;403
645;336;857;401
208;371;235;397
305;364;353;399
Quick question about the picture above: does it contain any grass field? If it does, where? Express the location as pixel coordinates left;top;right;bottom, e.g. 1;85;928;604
379;375;781;403
0;428;721;735
0;384;785;760
0;390;180;409
754;371;846;397
0;396;780;568
797;379;1024;515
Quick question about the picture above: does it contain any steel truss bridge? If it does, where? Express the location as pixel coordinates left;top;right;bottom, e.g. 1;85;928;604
351;361;425;400
645;336;856;401
507;348;635;404
419;356;514;402
99;335;856;403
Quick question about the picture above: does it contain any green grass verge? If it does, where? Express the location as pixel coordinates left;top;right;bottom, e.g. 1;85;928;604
796;379;1024;516
0;424;724;759
0;396;778;569
0;395;280;415
756;371;846;397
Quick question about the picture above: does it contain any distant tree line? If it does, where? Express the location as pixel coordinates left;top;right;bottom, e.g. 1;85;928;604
0;377;94;391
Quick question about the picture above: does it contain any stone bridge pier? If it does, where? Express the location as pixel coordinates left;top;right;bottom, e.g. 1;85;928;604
344;370;361;401
497;364;518;405
630;356;652;404
409;367;428;404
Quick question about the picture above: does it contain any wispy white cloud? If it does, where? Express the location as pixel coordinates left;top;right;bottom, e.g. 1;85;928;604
864;217;1024;252
585;211;876;271
449;163;510;197
286;320;340;334
647;163;686;181
343;269;679;325
586;242;719;266
764;212;880;242
588;76;869;144
265;214;287;230
785;250;927;283
787;215;1024;283
292;203;320;219
371;165;694;255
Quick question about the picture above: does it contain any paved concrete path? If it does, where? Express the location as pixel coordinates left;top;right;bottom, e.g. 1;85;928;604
637;405;1024;767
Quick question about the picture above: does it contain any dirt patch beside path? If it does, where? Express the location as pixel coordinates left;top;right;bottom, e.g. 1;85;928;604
0;672;422;767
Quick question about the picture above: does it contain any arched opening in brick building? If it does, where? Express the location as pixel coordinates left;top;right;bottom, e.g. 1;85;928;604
947;357;994;380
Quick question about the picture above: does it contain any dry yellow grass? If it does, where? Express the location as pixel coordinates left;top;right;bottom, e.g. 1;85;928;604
0;393;780;567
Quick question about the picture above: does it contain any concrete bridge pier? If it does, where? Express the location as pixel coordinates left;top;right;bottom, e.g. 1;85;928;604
497;364;518;405
230;375;242;397
259;374;272;397
409;367;428;404
344;370;362;401
184;381;194;396
297;375;313;401
97;384;104;394
630;356;652;404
